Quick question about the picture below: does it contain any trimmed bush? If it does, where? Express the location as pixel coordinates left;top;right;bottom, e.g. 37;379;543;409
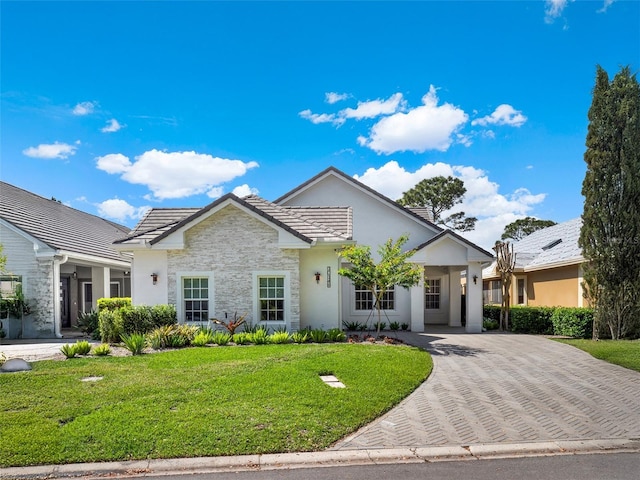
483;305;501;322
551;307;594;339
97;297;131;312
149;304;177;328
508;306;554;334
120;306;154;335
98;309;124;344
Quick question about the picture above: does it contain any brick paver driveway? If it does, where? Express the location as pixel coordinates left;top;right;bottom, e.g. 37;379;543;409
333;330;640;449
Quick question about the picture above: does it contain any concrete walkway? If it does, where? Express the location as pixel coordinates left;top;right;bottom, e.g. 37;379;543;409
333;329;640;449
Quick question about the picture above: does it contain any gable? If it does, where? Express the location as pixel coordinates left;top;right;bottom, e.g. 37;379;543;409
414;232;494;266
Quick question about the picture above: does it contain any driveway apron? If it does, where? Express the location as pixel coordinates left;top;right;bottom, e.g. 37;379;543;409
332;330;640;450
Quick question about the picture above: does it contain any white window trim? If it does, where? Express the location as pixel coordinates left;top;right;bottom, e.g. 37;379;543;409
81;281;93;313
253;271;290;328
176;271;214;325
425;277;442;311
350;284;397;316
516;276;527;305
110;281;121;298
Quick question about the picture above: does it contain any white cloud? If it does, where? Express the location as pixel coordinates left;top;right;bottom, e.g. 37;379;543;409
96;198;150;223
95;153;132;174
341;93;405;120
471;104;527;127
22;141;78;159
325;92;348;104
358;86;468;154
354;160;546;249
72;101;97;115
232;184;259;197
597;0;616;13
299;109;339;125
96;149;259;200
101;118;123;133
545;0;573;23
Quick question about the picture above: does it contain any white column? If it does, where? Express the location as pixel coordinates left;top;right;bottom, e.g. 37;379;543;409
449;268;462;327
410;269;425;332
91;266;111;309
466;262;483;333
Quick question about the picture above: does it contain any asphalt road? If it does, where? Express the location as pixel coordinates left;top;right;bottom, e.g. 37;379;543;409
156;453;640;480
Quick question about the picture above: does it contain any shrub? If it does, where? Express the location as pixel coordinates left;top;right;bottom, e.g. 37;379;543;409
249;327;269;345
269;331;291;344
389;321;400;331
551;307;594;339
92;344;111;356
192;329;215;346
120;306;154;335
342;321;363;331
483;305;501;322
232;332;252;345
373;322;387;331
174;324;199;343
291;331;309;344
149;304;177;328
166;333;189;348
309;329;328;343
77;310;100;339
211;331;232;346
212;312;246;334
483;318;499;330
60;344;77;359
147;325;175;350
98;309;124;344
327;328;346;342
401;323;409;331
97;297;131;312
509;306;554;334
74;340;92;355
121;333;146;355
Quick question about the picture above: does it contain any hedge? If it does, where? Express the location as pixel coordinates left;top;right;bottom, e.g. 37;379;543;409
97;297;132;312
97;300;177;343
483;305;594;337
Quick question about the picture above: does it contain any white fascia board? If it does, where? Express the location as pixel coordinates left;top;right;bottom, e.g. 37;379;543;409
0;218;53;253
523;257;584;272
58;250;132;269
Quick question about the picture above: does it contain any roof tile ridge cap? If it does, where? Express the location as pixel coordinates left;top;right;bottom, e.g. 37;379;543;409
126;220;182;239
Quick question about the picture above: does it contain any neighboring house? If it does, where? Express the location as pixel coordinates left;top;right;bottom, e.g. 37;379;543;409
0;182;132;338
482;218;586;308
115;167;493;333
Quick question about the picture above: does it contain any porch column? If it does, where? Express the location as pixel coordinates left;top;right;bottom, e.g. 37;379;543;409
466;262;483;333
91;266;111;309
449;268;462;327
410;269;425;332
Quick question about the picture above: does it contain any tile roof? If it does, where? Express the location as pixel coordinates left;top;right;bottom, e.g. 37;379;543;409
484;218;583;276
0;181;131;263
117;194;352;245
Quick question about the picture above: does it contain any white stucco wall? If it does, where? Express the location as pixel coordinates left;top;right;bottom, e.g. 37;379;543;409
131;249;168;307
299;247;341;330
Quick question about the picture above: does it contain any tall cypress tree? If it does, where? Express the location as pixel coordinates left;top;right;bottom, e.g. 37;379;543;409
579;66;640;339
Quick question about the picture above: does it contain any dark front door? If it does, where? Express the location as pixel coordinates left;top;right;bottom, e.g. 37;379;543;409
60;277;70;328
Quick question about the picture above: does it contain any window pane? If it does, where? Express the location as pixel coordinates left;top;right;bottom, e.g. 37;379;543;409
258;276;285;321
183;277;209;322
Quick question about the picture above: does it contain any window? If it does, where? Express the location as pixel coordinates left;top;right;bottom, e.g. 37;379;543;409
259;276;285;321
354;285;395;311
183;277;209;322
0;275;22;297
81;282;93;313
110;282;121;298
517;278;525;305
482;280;502;304
425;279;441;309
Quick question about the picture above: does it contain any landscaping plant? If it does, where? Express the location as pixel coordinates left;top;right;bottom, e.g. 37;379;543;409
121;333;146;355
60;344;77;359
92;344;111;356
74;340;92;356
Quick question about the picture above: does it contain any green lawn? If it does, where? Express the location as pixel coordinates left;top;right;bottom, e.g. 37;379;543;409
554;339;640;372
0;343;431;467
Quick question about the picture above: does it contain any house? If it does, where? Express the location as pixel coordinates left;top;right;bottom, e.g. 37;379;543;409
482;218;586;308
114;167;494;333
0;182;132;338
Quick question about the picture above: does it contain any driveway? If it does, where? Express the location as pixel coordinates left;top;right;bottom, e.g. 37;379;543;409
333;329;640;449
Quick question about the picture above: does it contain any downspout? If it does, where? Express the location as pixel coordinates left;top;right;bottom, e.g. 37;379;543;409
52;254;68;338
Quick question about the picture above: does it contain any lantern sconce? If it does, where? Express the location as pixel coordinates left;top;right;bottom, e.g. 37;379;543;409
151;273;158;285
314;272;321;284
72;271;77;280
472;274;478;285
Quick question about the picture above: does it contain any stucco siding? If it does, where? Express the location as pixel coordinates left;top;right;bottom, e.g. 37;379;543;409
526;265;580;307
166;205;301;329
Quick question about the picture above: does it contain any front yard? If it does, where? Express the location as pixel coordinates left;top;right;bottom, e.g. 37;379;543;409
554;339;640;372
0;343;431;467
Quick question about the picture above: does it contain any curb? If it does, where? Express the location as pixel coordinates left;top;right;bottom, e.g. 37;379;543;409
2;439;639;479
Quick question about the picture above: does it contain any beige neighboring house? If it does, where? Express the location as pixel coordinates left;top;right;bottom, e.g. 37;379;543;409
482;218;586;308
0;182;132;338
114;167;494;333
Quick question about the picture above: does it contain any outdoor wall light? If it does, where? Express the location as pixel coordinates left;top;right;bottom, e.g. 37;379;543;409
151;273;158;285
72;271;77;279
314;272;321;284
472;274;478;285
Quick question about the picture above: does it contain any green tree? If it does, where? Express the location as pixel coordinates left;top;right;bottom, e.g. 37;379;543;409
338;235;423;335
579;65;640;340
501;217;557;241
397;176;477;231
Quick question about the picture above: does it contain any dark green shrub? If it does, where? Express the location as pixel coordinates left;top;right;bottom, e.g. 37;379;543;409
121;333;146;355
389;321;400;331
509;306;554;334
327;328;347;342
150;304;177;328
483;305;501;322
342;321;363;331
483;318;499;330
401;323;409;330
77;310;100;339
98;309;124;343
309;329;328;343
120;306;154;334
97;297;131;312
551;307;594;339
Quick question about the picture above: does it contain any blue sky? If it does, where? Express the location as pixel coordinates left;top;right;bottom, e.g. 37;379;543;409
1;0;638;248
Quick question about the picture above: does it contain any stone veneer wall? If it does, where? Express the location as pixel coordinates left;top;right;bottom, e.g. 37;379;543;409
167;206;301;330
